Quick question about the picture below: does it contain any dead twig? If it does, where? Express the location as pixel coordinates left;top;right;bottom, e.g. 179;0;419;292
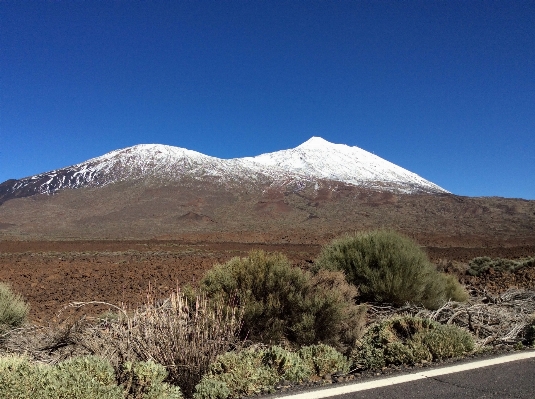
367;289;535;346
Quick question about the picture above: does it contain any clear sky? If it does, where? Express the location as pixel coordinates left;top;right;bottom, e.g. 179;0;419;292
1;1;534;199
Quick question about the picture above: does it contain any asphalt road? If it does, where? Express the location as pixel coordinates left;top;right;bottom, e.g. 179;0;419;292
267;351;535;399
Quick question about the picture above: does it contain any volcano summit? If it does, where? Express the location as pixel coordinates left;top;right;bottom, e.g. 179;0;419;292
0;137;447;204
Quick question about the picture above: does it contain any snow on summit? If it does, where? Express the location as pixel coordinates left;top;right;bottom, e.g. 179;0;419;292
1;138;448;198
246;137;447;193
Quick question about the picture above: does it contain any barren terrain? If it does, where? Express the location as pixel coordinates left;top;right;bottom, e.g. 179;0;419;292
1;239;534;323
1;180;534;322
1;181;534;247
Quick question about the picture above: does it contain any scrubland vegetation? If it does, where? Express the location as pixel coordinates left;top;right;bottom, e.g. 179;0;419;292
1;230;533;398
314;230;468;308
200;250;366;352
467;256;535;276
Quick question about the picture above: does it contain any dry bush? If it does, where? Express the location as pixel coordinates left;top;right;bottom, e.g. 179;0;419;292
423;289;535;346
367;289;535;347
79;291;242;398
1;299;130;364
308;270;367;353
525;313;535;346
0;317;93;364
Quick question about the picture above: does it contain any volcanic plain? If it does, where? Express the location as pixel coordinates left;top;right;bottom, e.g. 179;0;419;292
0;238;534;323
1;180;534;322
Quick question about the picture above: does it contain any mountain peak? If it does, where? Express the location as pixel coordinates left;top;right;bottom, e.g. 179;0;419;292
297;136;333;149
249;138;447;194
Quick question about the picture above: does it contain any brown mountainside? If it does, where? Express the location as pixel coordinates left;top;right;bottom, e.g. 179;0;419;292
0;178;533;247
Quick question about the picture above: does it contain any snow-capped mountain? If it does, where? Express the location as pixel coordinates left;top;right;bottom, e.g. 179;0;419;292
0;137;447;204
246;137;446;193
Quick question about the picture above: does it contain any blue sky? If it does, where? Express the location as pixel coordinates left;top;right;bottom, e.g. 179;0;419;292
1;1;534;199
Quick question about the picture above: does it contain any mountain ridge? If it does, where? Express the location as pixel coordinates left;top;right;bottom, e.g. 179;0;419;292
0;137;447;205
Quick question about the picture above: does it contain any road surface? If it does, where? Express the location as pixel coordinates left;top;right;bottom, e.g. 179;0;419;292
266;351;535;399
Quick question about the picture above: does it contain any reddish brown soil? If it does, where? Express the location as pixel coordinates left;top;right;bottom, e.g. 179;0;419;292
1;240;534;323
0;241;319;323
2;182;535;250
460;268;535;295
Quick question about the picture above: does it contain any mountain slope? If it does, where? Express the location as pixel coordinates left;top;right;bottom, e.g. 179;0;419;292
0;137;447;204
1;138;534;245
0;177;534;247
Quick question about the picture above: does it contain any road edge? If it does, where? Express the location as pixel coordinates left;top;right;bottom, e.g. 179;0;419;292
268;350;535;399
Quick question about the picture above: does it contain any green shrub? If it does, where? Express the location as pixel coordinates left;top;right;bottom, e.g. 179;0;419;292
307;270;367;352
121;360;183;399
46;355;124;399
441;273;470;303
416;324;475;360
0;355;124;399
0;355;182;399
0;355;48;398
262;345;314;382
55;355;118;386
200;250;366;351
193;378;231;399
467;256;535;276
0;282;29;336
201;251;309;344
314;230;468;309
351;316;474;370
194;344;349;399
298;344;351;376
196;347;278;399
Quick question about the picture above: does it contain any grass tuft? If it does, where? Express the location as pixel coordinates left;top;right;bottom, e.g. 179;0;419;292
80;291;241;398
0;282;29;337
